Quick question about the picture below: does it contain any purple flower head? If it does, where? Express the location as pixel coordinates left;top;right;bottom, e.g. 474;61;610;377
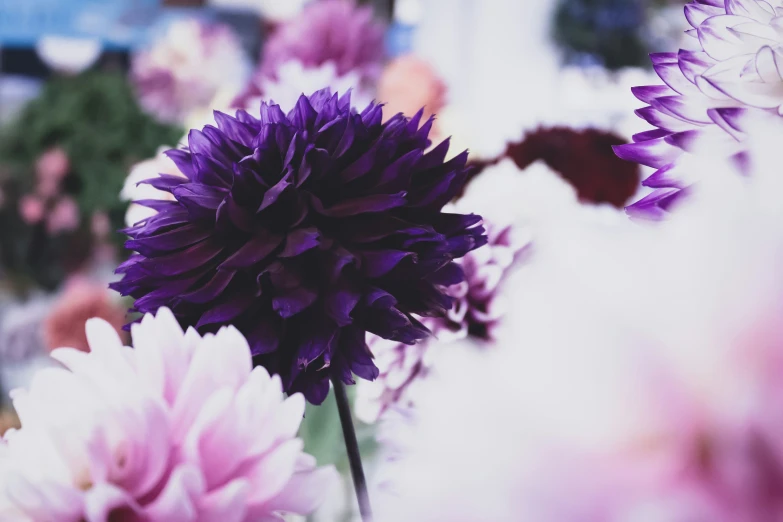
111;89;486;405
356;220;525;422
260;0;386;85
614;0;783;219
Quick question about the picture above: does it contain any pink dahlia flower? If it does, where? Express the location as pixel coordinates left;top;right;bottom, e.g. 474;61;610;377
614;0;783;219
0;307;337;521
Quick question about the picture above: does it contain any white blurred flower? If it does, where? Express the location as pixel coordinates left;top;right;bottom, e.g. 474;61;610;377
376;124;783;521
35;37;102;75
253;60;372;113
132;18;250;125
121;147;182;227
555;66;662;139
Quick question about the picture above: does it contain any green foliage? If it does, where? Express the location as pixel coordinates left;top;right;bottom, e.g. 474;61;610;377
0;72;182;224
0;72;182;291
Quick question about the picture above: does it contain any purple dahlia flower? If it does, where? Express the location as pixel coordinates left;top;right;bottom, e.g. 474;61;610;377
111;89;486;405
259;0;386;85
356;221;525;423
614;0;783;219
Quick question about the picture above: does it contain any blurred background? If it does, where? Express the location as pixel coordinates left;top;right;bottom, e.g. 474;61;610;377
0;0;692;519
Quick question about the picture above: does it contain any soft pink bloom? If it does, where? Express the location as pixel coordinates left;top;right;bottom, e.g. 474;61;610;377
35;147;70;199
18;196;44;225
46;196;80;234
259;0;385;85
91;212;111;239
0;307;337;521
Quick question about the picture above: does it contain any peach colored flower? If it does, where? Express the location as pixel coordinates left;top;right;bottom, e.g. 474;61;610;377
43;279;127;353
378;55;446;122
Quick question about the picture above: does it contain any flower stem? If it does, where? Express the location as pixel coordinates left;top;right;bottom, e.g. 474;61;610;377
331;376;373;522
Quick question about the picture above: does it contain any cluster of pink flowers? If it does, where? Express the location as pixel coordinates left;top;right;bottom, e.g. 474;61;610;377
18;148;80;235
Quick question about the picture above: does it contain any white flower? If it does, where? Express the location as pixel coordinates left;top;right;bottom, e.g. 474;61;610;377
377;131;783;521
132;18;250;125
615;0;783;218
121;147;182;227
253;60;372;114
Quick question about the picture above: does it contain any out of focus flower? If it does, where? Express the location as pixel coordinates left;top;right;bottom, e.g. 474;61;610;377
357;159;617;425
184;88;249;134
18;196;44;225
131;18;250;125
0;410;18;437
244;60;371;113
510;127;641;208
614;0;783;219
111;90;486;405
90;212;111;239
35;36;102;75
0;307;337;521
0;298;50;364
45;196;80;235
42;278;127;353
378;128;783;521
357;220;526;423
467;127;641;208
121;147;182;227
554;66;660;139
35;147;70;199
377;55;447;122
260;0;386;85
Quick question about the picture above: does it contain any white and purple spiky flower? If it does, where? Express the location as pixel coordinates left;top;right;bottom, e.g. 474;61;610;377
614;0;783;219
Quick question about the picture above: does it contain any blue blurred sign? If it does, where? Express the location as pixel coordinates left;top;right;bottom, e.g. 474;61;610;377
386;22;415;58
0;0;161;49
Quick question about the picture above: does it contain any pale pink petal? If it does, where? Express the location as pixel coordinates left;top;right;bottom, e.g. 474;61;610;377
245;439;303;506
142;465;203;521
4;474;83;521
83;482;143;522
197;479;249;522
258;466;339;515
